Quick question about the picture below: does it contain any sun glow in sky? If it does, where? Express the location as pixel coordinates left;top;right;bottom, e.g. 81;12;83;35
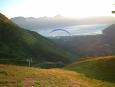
0;0;115;18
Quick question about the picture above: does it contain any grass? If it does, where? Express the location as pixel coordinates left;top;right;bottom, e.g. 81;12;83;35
66;56;115;84
0;64;81;87
0;64;115;87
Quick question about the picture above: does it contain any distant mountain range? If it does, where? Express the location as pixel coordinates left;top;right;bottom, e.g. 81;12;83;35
11;16;115;33
10;15;115;57
0;13;75;66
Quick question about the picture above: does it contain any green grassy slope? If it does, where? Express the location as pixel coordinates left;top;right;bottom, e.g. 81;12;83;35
66;56;115;83
0;13;72;66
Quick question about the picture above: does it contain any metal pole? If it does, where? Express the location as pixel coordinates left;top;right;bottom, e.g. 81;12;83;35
29;59;31;67
26;58;32;67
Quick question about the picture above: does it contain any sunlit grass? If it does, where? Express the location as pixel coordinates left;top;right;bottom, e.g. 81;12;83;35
0;64;115;87
0;64;80;87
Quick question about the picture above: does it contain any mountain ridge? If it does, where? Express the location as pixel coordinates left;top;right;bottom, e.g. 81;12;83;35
0;13;73;66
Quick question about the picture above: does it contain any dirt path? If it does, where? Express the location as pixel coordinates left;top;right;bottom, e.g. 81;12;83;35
22;78;81;87
69;80;81;87
23;78;36;87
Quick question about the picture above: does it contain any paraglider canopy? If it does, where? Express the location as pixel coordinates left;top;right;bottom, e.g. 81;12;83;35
49;29;71;36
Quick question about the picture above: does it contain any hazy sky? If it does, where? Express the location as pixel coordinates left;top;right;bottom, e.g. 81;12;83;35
0;0;115;18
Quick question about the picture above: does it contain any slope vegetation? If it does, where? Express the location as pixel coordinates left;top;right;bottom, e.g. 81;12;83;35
66;56;115;83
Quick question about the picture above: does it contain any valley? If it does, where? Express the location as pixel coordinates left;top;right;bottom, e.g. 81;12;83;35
0;12;115;87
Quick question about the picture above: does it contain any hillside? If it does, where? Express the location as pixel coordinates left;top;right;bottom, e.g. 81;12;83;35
49;35;113;57
0;13;72;66
1;64;115;87
103;24;115;53
66;56;115;83
49;23;115;58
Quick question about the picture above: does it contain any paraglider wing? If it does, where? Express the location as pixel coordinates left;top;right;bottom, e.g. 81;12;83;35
50;29;71;36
